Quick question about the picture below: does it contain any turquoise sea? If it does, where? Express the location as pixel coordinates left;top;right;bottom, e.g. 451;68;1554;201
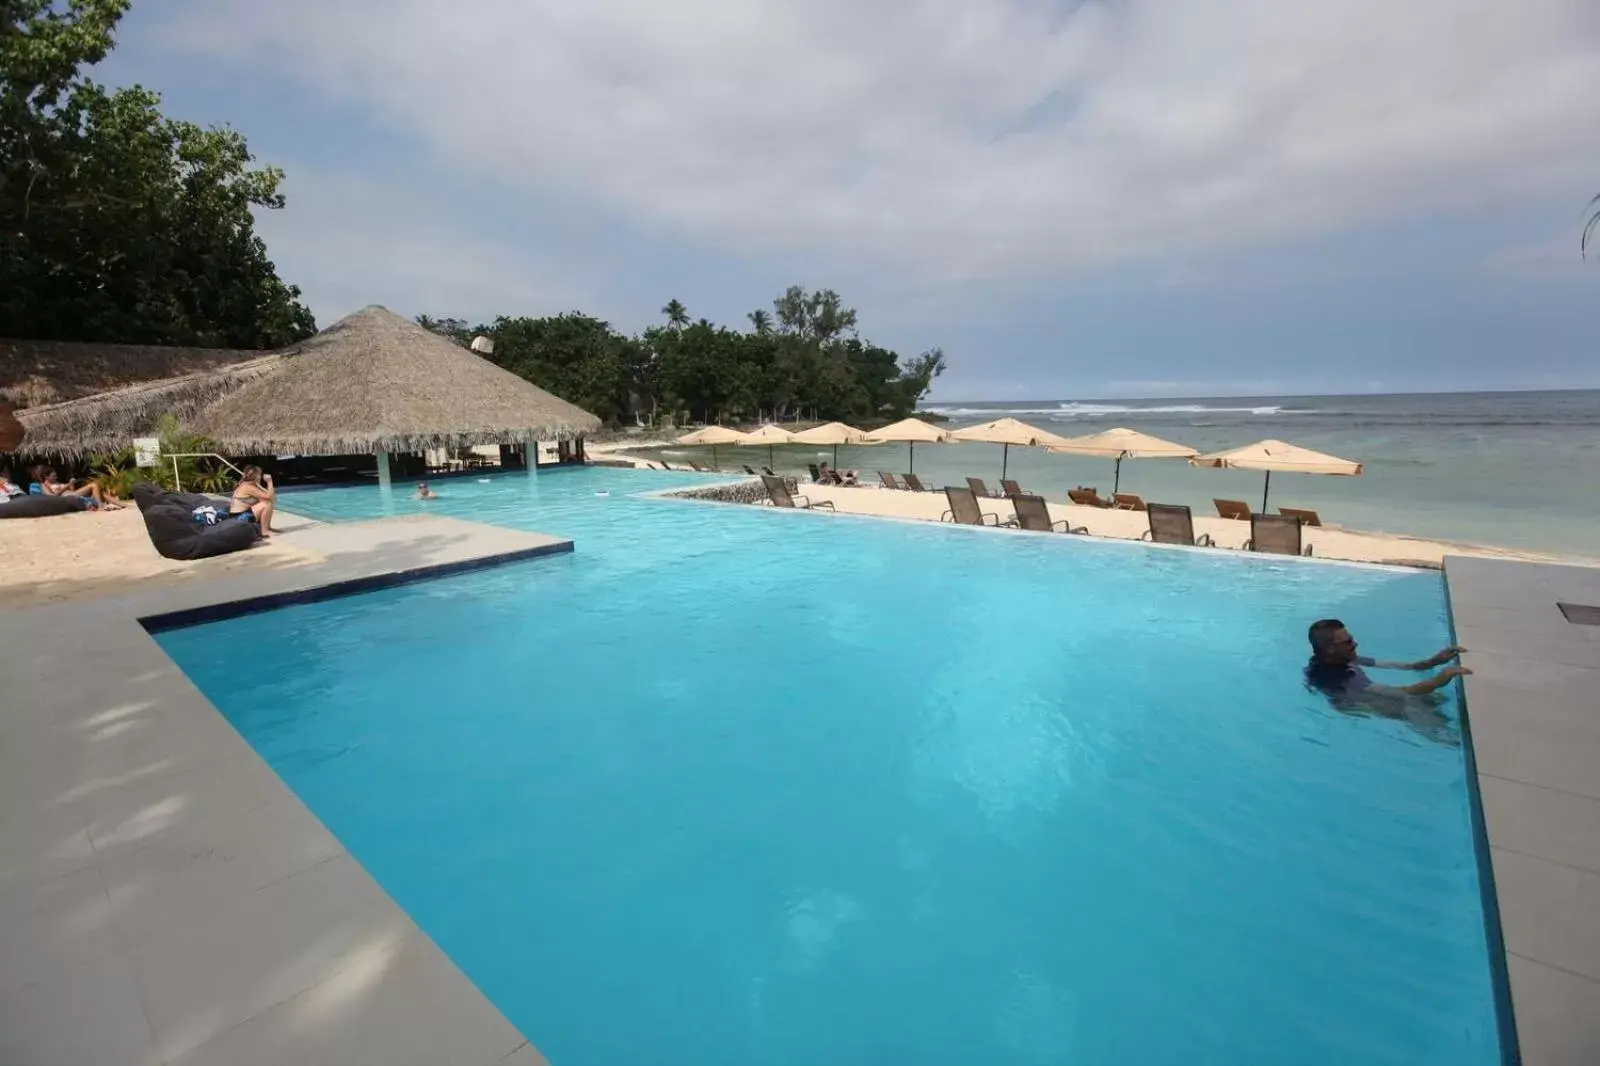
658;390;1600;558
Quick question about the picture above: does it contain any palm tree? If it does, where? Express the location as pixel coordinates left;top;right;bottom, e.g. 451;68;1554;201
661;299;689;329
1584;195;1600;260
747;309;772;336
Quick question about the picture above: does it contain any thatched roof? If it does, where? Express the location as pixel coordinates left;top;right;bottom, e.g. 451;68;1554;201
14;306;601;459
0;338;265;408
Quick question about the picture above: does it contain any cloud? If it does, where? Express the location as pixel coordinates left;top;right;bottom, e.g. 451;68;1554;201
251;167;597;325
149;0;1600;285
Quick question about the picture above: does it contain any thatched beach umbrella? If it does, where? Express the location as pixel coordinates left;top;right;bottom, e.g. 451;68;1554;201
1050;427;1198;495
949;417;1074;479
14;307;601;468
191;308;599;465
790;421;875;468
863;417;947;473
737;423;795;468
1192;439;1361;511
674;425;744;469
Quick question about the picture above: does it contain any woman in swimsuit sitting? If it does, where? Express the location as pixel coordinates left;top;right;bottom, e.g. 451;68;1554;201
229;465;277;535
31;465;123;509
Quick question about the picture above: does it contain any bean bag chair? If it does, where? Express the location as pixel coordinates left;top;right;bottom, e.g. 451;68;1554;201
139;500;260;561
131;483;221;514
0;495;85;519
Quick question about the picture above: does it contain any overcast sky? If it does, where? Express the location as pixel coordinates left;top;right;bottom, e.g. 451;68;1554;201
102;0;1600;399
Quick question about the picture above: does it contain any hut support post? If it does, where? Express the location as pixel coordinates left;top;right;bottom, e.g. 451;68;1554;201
376;450;392;489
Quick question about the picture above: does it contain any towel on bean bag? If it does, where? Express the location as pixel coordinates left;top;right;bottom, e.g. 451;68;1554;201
0;495;85;519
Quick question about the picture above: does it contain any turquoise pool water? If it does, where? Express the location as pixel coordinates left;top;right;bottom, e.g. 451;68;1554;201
156;468;1502;1065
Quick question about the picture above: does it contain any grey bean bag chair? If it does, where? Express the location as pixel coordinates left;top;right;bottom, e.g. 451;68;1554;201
0;494;85;518
132;483;260;560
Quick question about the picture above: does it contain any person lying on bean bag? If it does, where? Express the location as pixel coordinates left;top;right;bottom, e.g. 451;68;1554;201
0;466;89;518
131;482;261;560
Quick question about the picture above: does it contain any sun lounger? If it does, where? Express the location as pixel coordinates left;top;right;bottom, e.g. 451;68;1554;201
1000;479;1025;497
1112;493;1147;511
877;471;900;490
1246;513;1312;556
1142;503;1215;547
902;474;938;492
744;465;760;476
1214;498;1251;520
941;486;1003;526
1067;488;1112;508
1278;506;1322;527
1011;494;1087;534
809;463;823;483
761;474;834;511
658;460;676;470
763;467;778;477
965;477;1001;498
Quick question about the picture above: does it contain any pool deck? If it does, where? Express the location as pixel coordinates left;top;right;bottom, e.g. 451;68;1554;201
0;513;565;1066
1447;555;1600;1066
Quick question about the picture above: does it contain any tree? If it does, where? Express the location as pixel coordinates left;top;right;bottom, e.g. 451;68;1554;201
419;284;951;426
0;0;315;347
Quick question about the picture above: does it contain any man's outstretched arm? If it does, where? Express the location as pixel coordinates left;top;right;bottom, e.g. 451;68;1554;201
1362;645;1466;671
1400;665;1472;695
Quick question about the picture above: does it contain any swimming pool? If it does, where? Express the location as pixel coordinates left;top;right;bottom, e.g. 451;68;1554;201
156;468;1502;1064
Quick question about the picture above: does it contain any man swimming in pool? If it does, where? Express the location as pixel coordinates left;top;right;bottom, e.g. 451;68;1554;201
1304;619;1469;700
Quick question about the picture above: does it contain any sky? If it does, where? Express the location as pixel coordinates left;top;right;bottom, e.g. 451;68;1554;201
98;0;1600;400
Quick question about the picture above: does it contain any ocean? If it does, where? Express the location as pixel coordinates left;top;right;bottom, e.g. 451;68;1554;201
667;391;1599;558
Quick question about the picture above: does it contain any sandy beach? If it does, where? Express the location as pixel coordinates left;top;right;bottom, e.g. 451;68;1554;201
586;441;1585;568
0;506;324;609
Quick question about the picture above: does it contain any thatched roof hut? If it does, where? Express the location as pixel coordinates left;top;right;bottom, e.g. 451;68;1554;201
1;338;267;408
14;307;601;459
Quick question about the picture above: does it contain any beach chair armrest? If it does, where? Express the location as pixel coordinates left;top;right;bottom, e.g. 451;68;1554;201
1303;544;1313;556
1243;538;1253;550
1140;530;1154;541
1051;519;1071;532
1197;533;1215;547
940;509;954;522
981;513;1001;526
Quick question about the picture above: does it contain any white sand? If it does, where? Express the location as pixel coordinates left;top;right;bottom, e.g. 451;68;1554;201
0;507;324;609
790;483;1581;568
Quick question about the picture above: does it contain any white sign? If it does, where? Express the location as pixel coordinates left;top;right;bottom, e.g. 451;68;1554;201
133;437;160;468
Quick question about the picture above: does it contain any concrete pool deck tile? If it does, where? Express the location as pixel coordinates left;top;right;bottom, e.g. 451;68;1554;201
167;931;528;1066
1504;954;1600;1066
128;852;415;1062
1478;776;1600;876
98;796;345;948
1466;685;1600;801
0;513;552;1065
0;862;121;995
1454;621;1600;669
0;948;160;1066
1491;848;1600;983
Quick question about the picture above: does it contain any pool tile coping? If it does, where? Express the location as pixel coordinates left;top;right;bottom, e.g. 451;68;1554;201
1446;555;1600;1066
0;513;562;1066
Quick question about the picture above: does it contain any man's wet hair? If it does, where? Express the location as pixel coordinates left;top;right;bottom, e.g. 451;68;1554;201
1308;618;1346;656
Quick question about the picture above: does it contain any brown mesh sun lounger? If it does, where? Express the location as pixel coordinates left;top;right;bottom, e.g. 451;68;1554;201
1000;479;1025;497
878;471;901;490
761;474;834;511
1246;513;1311;556
1142;503;1215;547
1067;488;1112;508
744;465;760;476
966;477;1001;498
1278;506;1323;527
941;486;1003;526
902;474;938;492
1214;498;1252;520
1011;494;1087;534
1112;493;1147;511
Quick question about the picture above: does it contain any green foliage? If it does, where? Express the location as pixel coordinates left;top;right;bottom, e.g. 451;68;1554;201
87;414;232;492
0;0;316;346
420;286;949;427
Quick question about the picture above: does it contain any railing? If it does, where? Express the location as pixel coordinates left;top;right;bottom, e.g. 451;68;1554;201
164;453;244;493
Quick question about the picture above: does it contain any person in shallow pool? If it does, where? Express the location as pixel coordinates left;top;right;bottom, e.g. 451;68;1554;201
1304;619;1469;700
414;481;438;500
